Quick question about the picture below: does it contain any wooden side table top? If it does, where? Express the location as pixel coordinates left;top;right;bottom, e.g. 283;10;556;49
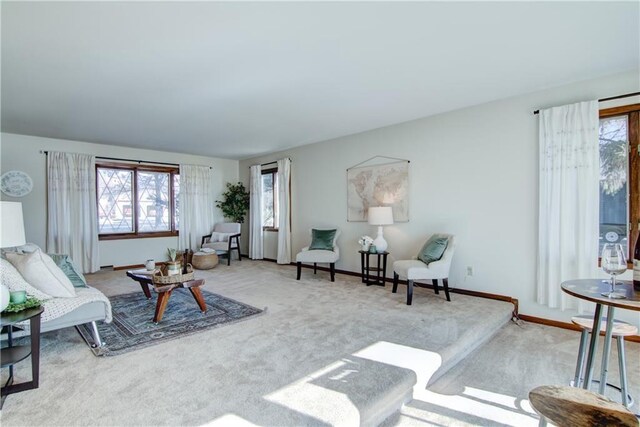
529;385;638;427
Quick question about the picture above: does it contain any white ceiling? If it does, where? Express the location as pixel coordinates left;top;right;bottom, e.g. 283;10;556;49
2;2;638;160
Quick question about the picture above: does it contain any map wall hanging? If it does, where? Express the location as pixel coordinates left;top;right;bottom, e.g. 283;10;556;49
346;157;409;222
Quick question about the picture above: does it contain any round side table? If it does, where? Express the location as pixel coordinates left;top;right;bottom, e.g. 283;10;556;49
1;306;44;409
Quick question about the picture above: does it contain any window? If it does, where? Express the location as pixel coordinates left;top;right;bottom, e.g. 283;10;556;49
97;163;180;239
598;104;639;262
262;168;279;230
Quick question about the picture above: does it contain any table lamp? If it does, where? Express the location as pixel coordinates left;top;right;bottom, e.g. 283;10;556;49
1;201;26;248
368;206;393;252
1;201;26;312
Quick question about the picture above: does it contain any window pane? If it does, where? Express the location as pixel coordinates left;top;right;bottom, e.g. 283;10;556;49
599;115;629;254
138;171;170;232
97;168;134;234
262;173;274;227
173;174;180;231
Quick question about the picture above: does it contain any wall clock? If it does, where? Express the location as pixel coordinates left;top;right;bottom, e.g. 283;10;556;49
0;170;33;197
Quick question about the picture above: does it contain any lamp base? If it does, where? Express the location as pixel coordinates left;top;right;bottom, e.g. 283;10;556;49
373;226;388;252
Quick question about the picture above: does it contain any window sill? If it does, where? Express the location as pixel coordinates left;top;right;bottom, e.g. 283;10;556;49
99;231;179;241
263;227;279;232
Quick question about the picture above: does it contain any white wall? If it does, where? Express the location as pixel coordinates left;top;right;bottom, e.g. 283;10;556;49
0;133;239;268
239;70;640;326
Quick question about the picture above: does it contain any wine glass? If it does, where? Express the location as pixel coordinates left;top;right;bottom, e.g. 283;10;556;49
601;243;627;299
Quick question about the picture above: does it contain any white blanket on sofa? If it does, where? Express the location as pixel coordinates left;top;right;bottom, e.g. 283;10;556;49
1;259;112;326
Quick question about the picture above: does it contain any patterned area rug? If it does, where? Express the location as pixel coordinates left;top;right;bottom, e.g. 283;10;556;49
77;289;264;356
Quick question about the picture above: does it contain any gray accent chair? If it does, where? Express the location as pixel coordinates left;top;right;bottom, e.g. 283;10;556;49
201;222;242;265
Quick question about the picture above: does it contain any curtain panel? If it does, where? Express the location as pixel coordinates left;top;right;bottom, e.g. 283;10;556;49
249;165;264;259
178;165;216;251
276;158;292;264
47;151;100;273
537;100;600;310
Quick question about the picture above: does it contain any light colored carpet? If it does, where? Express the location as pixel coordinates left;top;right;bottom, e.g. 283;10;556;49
384;321;640;426
1;260;513;426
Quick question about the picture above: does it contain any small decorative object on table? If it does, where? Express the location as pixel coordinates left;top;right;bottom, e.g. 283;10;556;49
9;290;27;304
3;296;42;313
144;259;155;271
358;235;374;252
153;263;194;285
369;245;377;254
166;248;181;276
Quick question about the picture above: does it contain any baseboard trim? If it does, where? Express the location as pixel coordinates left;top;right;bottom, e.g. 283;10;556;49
519;314;640;342
255;258;520;317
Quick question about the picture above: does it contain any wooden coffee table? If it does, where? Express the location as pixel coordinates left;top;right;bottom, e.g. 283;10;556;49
126;270;207;324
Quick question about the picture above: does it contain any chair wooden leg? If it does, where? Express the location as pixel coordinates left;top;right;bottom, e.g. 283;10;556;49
227;252;231;266
236;246;242;262
330;263;335;282
433;279;440;295
314;263;317;274
407;280;413;305
443;278;451;301
297;262;301;280
392;273;399;293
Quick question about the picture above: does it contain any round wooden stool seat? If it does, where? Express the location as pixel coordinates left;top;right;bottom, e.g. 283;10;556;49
571;315;638;336
192;252;219;270
529;385;638;427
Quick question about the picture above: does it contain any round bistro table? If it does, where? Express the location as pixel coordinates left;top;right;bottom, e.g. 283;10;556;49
561;279;640;397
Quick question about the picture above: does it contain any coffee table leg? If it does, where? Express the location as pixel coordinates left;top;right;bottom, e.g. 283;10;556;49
140;282;152;299
189;287;207;314
153;290;172;324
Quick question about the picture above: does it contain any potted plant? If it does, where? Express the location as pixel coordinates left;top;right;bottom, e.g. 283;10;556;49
166;248;181;276
216;182;250;223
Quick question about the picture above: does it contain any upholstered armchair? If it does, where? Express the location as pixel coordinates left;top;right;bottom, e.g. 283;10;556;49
392;233;456;305
296;228;341;282
201;222;242;265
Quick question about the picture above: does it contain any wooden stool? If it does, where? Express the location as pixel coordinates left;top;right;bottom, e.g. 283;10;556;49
192;252;219;270
571;315;637;407
529;385;638;427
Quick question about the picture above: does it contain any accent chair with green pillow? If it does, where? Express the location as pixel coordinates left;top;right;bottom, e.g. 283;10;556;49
392;233;456;305
296;228;340;282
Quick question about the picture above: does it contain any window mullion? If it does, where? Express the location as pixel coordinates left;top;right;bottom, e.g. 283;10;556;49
133;168;139;235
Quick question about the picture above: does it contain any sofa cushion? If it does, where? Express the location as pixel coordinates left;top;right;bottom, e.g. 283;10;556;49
0;258;52;301
48;254;88;288
6;249;76;298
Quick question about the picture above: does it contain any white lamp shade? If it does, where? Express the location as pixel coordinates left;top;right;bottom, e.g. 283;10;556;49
1;201;26;248
368;206;394;225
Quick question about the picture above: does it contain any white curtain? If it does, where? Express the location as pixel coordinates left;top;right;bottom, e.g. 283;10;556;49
537;100;600;310
277;158;292;264
249;165;264;259
47;151;100;273
178;165;216;251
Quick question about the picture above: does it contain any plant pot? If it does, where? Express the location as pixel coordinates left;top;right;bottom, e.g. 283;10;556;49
166;261;181;276
361;244;370;252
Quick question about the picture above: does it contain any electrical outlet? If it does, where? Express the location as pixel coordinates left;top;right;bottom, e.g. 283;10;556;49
466;266;473;276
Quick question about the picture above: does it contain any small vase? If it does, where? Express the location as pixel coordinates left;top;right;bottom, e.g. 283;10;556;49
166;261;181;276
361;244;370;252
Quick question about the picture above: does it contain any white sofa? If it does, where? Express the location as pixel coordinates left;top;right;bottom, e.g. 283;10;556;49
1;258;111;347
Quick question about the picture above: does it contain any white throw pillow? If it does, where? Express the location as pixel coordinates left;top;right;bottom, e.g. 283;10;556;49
0;258;52;301
6;249;76;298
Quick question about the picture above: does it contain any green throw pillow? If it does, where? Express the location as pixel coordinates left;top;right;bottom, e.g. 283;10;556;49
417;236;448;265
48;254;88;288
308;229;337;251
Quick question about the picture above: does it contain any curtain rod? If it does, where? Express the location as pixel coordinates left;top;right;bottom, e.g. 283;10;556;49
247;158;292;168
533;91;640;115
40;151;211;169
